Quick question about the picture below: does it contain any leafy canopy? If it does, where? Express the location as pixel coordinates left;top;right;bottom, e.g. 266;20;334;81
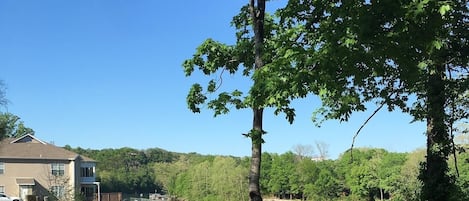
275;0;468;125
183;5;310;124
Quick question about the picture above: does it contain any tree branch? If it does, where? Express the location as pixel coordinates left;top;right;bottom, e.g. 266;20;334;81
350;100;386;162
215;69;225;92
350;81;404;162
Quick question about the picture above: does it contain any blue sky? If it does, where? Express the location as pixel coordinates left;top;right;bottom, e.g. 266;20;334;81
0;0;426;159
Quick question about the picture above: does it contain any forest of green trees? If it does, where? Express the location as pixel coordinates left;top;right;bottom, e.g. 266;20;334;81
66;142;469;201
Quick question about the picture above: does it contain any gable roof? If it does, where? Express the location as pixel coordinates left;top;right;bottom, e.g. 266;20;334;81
10;134;46;144
0;134;95;162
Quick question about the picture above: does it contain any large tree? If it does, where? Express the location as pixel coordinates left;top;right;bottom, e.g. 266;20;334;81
184;1;271;200
277;0;468;200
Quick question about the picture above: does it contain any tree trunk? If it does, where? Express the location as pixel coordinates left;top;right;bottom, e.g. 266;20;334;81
249;0;265;201
420;64;453;201
249;108;263;201
380;188;383;201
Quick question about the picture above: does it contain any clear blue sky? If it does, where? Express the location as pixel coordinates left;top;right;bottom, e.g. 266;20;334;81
0;0;426;159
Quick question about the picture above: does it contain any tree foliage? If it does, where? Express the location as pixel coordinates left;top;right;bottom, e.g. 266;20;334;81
276;1;468;200
66;146;175;194
183;0;467;199
0;112;35;140
266;152;297;199
63;143;469;201
154;155;249;201
183;1;294;200
277;0;467;122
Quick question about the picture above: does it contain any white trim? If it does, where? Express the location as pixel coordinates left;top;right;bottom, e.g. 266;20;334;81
10;134;47;144
96;182;100;201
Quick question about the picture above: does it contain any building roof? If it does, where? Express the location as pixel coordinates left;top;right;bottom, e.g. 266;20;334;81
0;134;95;162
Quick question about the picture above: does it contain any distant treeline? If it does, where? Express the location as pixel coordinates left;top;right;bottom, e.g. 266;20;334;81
65;146;469;201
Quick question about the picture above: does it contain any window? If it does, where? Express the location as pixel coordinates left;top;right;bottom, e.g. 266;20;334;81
51;186;65;198
51;163;65;176
0;186;4;194
80;167;94;177
0;162;4;174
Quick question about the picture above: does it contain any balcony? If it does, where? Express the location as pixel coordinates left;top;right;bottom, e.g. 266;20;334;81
80;166;96;183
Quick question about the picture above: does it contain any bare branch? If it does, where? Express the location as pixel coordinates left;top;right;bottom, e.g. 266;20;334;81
350;100;386;162
350;80;403;162
215;69;225;92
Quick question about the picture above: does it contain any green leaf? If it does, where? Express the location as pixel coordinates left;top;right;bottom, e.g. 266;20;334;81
187;84;207;113
439;4;451;16
231;90;242;97
418;61;428;69
432;40;443;50
344;38;357;47
207;80;217;92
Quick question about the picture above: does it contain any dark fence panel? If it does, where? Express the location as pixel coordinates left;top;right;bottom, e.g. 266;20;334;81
97;192;122;201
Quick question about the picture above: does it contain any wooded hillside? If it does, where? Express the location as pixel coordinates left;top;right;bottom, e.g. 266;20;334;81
66;145;469;201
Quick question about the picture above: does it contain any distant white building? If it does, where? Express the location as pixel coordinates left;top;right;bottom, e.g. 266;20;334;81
311;156;325;162
149;193;169;201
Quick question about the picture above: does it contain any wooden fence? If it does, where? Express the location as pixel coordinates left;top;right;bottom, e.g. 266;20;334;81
97;192;123;201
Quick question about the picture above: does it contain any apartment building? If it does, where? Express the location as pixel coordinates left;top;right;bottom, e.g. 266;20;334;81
0;134;99;201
